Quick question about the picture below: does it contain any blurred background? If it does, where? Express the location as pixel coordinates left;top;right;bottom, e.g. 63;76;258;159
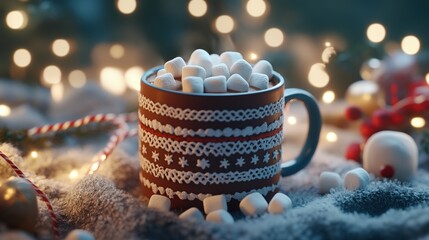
1;0;429;104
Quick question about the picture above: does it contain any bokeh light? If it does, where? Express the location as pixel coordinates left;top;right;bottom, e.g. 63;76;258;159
322;90;335;103
410;117;425;128
308;63;329;88
188;0;207;17
264;28;284;47
68;70;87;88
51;83;64;102
287;116;297;125
42;65;62;85
30;151;38;158
52;39;70;57
100;67;126;95
0;104;11;117
425;73;429;85
6;10;28;30
246;0;267;17
69;169;79;179
117;0;137;14
110;44;125;59
215;15;234;34
366;23;386;43
125;66;144;91
248;52;258;61
401;35;420;55
13;48;31;68
326;131;338;142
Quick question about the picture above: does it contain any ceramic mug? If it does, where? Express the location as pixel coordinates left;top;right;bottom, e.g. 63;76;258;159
139;66;321;210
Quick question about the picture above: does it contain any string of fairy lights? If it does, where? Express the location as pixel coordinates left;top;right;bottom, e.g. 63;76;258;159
1;0;429;148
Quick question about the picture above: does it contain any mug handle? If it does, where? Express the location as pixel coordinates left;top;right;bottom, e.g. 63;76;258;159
281;88;322;177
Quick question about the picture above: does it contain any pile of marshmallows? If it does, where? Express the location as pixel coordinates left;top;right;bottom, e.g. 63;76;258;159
319;168;371;194
148;192;292;223
153;49;274;93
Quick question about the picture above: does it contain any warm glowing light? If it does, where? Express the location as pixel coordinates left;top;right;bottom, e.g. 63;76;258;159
30;151;38;158
68;70;87;88
188;0;207;17
248;52;258;61
287;116;297;125
125;66;144;91
308;63;329;88
52;39;70;57
100;67;126;95
51;83;64;103
321;46;336;63
410;117;425;128
326;132;338;142
325;42;331;47
360;58;381;80
366;23;386;43
117;0;137;14
322;90;335;103
13;48;31;67
69;169;79;179
89;162;100;175
4;188;16;201
401;35;420;55
110;44;125;59
426;73;429;85
215;15;234;34
42;65;62;85
246;0;267;17
0;105;11;117
264;28;284;47
6;10;28;30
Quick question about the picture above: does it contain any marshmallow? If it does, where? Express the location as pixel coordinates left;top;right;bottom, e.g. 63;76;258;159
253;60;273;79
164;57;186;78
157;68;167;77
220;51;243;69
204;75;227;93
267;193;292;214
344;168;370;191
210;54;221;65
205;209;234;224
148;194;171;212
319;171;342;194
154;73;179;90
188;49;212;77
182;76;204;93
249;73;269;90
212;63;230;79
363;130;418;181
203;194;227;214
230;59;252;81
182;65;206;79
65;229;95;240
227;74;249;92
239;192;268;216
179;207;205;222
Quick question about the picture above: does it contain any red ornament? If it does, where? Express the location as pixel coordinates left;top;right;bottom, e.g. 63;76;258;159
345;105;363;121
371;109;392;128
360;120;380;139
380;164;395;178
345;142;362;163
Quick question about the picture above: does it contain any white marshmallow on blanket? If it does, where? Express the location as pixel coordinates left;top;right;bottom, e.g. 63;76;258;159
249;73;269;90
319;171;342;194
182;76;204;93
212;63;230;79
188;49;213;77
154;73;179;90
203;194;227;214
210;53;221;65
253;60;274;79
206;209;234;224
182;65;206;79
164;57;186;78
267;193;292;214
344;168;370;191
204;75;227;93
148;194;171;212
227;74;249;92
179;207;205;222
220;51;243;69
239;192;268;216
230;59;253;81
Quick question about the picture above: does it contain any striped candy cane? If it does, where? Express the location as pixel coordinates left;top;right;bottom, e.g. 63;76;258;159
0;150;59;240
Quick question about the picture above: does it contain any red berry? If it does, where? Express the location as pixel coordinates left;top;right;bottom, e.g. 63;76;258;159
345;105;363;121
371;109;392;128
390;111;405;127
380;164;395;178
360;120;379;139
345;142;362;162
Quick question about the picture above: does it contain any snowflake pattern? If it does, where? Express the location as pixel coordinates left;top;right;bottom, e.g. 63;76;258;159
220;159;230;169
263;152;270;163
178;156;188;168
272;150;280;160
141;145;147;154
196;158;210;170
251;154;259;165
152;151;159;162
164;154;173;165
236;157;246;167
